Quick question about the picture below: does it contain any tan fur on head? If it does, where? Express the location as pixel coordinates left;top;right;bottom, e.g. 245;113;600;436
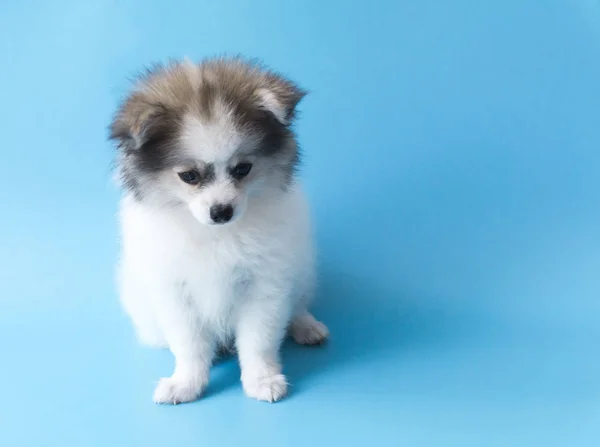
111;57;306;150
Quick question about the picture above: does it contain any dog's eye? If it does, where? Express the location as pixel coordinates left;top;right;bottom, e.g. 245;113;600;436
231;162;252;179
178;170;201;185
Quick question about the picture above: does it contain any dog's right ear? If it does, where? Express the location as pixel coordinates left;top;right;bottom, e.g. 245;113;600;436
109;94;172;152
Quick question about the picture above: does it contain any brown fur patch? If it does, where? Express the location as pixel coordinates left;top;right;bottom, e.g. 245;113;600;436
110;57;305;147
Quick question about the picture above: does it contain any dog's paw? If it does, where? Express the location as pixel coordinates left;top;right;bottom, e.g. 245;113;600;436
242;373;288;403
153;377;203;405
290;315;329;345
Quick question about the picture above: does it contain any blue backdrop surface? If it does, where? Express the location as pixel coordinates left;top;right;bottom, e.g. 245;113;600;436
1;1;599;446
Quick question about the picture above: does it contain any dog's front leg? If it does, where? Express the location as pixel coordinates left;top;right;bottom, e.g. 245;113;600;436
235;280;292;402
152;289;215;404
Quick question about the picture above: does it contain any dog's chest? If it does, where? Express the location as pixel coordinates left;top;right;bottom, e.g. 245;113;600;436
177;233;256;320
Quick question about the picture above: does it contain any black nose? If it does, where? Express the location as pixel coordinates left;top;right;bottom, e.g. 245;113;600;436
209;204;234;224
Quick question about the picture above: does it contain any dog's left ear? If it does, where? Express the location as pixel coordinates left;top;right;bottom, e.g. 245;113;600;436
255;75;307;126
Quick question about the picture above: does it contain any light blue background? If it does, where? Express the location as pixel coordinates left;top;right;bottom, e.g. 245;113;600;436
1;1;599;446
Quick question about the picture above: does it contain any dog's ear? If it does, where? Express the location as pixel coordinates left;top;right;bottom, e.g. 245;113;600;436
109;94;174;152
254;75;307;126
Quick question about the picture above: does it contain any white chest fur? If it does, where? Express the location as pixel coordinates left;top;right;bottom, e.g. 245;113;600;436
118;185;312;335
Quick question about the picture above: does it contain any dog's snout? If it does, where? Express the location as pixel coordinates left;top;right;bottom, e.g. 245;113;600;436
210;204;234;224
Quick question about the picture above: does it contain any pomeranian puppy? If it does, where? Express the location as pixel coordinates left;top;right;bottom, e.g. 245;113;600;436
109;57;329;404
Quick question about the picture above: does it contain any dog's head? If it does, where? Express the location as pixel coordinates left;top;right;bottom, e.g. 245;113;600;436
109;57;306;225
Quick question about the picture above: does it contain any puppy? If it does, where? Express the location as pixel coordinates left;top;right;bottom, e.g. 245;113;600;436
109;57;329;404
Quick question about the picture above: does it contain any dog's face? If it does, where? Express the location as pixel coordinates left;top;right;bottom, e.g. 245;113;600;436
150;109;293;226
110;58;305;225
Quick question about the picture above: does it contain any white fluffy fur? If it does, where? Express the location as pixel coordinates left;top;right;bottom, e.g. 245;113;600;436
118;181;328;404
